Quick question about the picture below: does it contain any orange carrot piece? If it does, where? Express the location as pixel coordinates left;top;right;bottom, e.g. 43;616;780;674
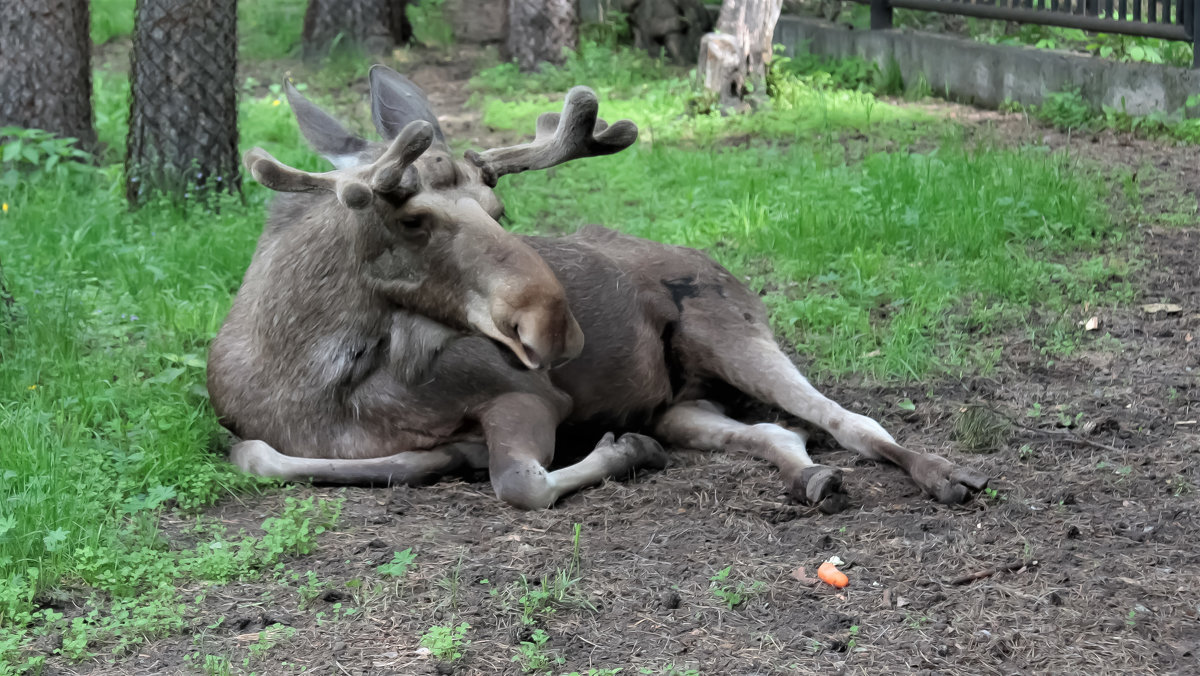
818;561;849;588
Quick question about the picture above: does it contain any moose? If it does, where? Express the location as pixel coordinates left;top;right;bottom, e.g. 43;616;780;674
207;65;989;512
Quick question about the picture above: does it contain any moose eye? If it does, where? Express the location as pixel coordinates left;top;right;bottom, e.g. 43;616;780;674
397;215;427;231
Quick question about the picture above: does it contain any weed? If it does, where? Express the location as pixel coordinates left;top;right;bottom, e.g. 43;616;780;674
516;570;587;625
1166;475;1193;496
847;624;861;650
952;406;1010;453
982;487;1006;502
247;623;297;660
421;622;471;662
709;566;767;609
184;652;233;676
436;552;465;609
297;570;326;609
378;548;417;577
512;628;564;673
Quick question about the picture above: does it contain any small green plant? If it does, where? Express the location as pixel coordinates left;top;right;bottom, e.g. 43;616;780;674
1125;608;1138;627
248;623;297;660
708;566;767;609
1036;88;1095;131
378;548;417;577
297;570;325;609
1;126;93;177
982;487;1006;502
952;406;1010;453
847;624;861;650
516;570;585;625
421;622;470;661
512;628;564;673
184;652;233;676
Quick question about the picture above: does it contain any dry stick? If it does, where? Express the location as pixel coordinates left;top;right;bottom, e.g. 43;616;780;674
969;404;1128;455
950;561;1030;586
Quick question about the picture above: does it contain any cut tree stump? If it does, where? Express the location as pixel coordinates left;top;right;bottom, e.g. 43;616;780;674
697;0;782;109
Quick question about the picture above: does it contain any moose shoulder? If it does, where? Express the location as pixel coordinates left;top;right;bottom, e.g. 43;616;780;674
207;66;989;511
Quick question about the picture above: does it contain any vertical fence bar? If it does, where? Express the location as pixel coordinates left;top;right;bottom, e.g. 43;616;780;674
1105;0;1114;19
1150;0;1158;22
871;0;894;28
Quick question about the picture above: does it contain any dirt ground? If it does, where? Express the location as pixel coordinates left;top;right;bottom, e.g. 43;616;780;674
50;55;1200;675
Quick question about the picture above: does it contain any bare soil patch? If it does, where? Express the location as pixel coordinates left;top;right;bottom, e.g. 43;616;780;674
44;63;1200;676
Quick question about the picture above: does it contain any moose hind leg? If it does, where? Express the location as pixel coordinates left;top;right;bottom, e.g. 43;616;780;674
672;292;989;504
230;439;488;486
718;337;988;503
655;400;850;513
481;393;668;509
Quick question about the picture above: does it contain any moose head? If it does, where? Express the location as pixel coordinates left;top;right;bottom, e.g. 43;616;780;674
241;65;638;370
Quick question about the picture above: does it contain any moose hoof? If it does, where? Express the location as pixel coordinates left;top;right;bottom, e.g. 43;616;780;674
615;432;669;471
792;465;850;514
595;431;669;476
912;453;990;504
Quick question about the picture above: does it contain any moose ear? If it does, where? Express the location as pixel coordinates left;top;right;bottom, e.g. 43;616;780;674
369;65;446;144
284;80;370;169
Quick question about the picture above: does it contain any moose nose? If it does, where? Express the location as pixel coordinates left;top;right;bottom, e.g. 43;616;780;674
513;310;584;371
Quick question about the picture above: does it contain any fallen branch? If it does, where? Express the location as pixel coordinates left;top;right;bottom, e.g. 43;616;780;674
966;403;1128;455
950;561;1030;586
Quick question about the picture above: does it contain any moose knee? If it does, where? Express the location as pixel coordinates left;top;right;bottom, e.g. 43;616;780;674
229;440;284;477
491;464;556;510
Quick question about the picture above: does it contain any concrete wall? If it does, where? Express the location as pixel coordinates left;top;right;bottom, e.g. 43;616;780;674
772;15;1200;118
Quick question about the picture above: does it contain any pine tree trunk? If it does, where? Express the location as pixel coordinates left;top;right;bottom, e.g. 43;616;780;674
507;0;578;72
698;0;781;109
0;0;95;149
625;0;714;65
302;0;410;61
125;0;240;207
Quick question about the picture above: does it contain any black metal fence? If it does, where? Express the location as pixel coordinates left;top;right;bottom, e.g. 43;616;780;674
865;0;1200;67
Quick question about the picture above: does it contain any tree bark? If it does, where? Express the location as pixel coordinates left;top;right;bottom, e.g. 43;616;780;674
622;0;713;65
125;0;240;207
302;0;410;61
507;0;578;72
0;0;95;149
697;0;781;109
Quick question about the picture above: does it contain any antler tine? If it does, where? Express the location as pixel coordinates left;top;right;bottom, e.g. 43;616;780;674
466;86;638;187
244;147;373;210
369;119;435;198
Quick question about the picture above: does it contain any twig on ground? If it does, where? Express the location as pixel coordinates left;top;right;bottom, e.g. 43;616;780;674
967;403;1128;455
950;561;1030;586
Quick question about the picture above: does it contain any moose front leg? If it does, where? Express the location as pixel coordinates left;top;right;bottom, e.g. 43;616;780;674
478;392;668;509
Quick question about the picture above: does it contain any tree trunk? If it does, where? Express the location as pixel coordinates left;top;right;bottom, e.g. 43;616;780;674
125;0;240;207
697;0;781;109
302;0;410;61
623;0;713;65
0;0;95;149
507;0;578;72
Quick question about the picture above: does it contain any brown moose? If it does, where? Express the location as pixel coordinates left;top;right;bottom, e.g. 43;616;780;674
207;66;989;511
